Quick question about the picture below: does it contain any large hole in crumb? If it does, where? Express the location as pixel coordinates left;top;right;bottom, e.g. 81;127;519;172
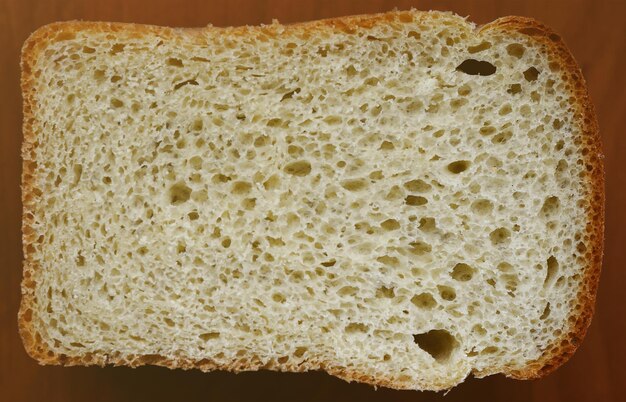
110;98;124;108
377;255;399;266
405;195;428;206
385;186;404;200
468;41;492;53
490;228;511;245
492;131;513;144
447;160;470;174
174;79;199;90
540;196;560;217
380;219;400;231
345;323;369;334
456;59;496;76
376;286;395;298
338;286;358;297
471;199;493;215
110;43;124;54
411;293;437;309
508;83;522;94
379;141;395;151
341;179;368;192
451;263;475;281
263;174;281;190
438;286;456;301
199;332;220;341
231;181;252;195
544;256;559;288
540;303;551;320
419;217;436;232
284;160;311;176
167;57;184;67
413;329;458;363
169;182;192;205
506;43;525;58
408;241;431;256
404;179;431;192
524;67;540;82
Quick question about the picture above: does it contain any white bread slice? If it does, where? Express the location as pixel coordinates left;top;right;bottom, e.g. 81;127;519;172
19;10;603;390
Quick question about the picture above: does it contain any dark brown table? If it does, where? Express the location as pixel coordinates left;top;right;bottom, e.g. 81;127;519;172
2;1;624;401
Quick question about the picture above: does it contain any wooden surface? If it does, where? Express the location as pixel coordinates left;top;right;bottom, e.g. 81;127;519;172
1;0;624;401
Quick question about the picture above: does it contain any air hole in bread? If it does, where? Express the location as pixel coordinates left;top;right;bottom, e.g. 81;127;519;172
169;182;192;205
506;43;525;58
451;263;475;281
480;126;496;135
338;286;358;297
280;87;301;101
341;178;368;192
174;79;198;90
379;141;395;150
457;84;472;96
189;156;203;170
376;286;395;298
110;98;124;108
167;57;183;67
467;41;491;53
450;98;468;109
411;293;437;309
540;303;551;320
545;256;559;288
110;43;125;54
508;83;522;94
345;323;369;334
489;228;511;245
242;198;256;210
406;195;428;206
199;332;220;341
294;347;308;358
377;255;399;267
72;164;82;186
284;161;311;176
419;217;437;232
499;104;512;116
408;241;431;256
481;346;499;355
492;131;513;144
271;292;286;303
523;67;540;82
231;181;252;195
447;160;470;174
75;252;85;267
541;196;560;217
456;59;496;76
404;179;431;192
380;219;401;231
438;286;456;301
408;31;421;40
287;145;304;157
412;329;458;363
93;69;105;80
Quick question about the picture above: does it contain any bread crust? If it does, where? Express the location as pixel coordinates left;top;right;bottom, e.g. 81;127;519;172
475;16;605;381
19;10;604;390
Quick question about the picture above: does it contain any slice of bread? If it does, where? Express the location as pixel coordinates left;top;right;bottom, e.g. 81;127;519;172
19;10;603;390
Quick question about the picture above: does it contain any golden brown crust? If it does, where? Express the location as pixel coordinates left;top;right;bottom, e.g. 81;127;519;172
19;10;603;390
476;16;604;380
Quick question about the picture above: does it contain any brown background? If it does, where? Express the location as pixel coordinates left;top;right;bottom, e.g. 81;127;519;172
1;0;624;401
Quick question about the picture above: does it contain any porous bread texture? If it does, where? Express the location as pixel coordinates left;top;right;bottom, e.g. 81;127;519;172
20;10;603;391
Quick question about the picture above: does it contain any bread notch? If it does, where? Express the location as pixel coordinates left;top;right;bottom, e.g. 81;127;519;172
20;10;603;390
